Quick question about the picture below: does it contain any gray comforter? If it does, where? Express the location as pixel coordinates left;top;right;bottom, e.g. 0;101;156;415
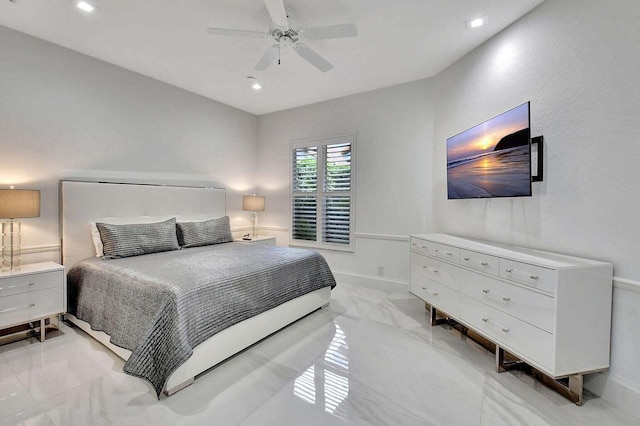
67;243;336;397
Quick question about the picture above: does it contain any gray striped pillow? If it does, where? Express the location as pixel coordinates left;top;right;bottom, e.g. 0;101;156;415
96;218;180;259
177;216;233;248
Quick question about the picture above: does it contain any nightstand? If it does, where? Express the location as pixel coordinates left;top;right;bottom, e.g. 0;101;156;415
0;262;66;343
234;236;276;246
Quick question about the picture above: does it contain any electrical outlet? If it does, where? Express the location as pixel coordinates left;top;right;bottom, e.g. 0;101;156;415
377;266;384;276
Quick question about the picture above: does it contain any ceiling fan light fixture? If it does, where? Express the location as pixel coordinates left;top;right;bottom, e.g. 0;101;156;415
465;16;487;30
247;76;262;90
77;1;95;12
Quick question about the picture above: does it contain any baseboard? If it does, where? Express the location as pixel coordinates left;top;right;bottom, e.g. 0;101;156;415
585;372;640;420
333;271;408;292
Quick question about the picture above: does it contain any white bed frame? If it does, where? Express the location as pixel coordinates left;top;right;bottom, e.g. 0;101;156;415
60;180;331;395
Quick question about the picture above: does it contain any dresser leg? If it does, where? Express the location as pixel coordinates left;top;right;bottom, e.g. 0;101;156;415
495;345;525;373
496;345;585;405
429;305;449;326
567;374;584;406
39;318;46;342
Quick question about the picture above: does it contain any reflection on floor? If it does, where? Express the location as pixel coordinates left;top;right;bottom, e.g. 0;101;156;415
0;282;637;425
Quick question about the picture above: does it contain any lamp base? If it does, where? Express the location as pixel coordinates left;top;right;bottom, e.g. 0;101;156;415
252;212;258;239
2;220;21;272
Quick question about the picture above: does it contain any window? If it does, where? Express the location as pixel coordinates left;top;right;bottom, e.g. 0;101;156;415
290;135;355;252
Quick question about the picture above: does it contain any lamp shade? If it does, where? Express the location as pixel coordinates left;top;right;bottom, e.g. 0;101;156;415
0;189;41;219
242;195;265;212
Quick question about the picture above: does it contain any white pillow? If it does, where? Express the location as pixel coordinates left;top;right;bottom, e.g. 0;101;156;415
90;222;104;257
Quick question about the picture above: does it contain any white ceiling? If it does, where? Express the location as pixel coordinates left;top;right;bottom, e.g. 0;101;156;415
0;0;544;115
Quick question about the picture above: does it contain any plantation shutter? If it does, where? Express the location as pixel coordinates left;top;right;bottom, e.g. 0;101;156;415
291;146;318;241
290;136;355;251
323;142;351;245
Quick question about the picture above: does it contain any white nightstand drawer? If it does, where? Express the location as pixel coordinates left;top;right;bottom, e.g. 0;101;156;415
460;295;554;371
460;249;499;276
0;270;64;298
459;269;555;333
0;287;64;328
411;252;459;291
411;273;459;317
499;259;556;294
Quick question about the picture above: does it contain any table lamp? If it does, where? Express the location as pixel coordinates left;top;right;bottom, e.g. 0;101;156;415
242;194;265;240
0;188;40;272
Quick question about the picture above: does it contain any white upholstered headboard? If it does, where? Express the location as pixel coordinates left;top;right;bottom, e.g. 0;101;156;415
60;180;227;268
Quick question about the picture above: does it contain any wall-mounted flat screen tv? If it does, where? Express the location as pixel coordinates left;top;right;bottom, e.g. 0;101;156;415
447;102;531;199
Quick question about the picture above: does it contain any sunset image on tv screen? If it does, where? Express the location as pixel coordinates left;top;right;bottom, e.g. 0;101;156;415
447;102;531;199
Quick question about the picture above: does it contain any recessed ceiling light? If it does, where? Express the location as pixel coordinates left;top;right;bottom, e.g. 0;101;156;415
465;16;487;31
77;1;95;12
247;76;262;91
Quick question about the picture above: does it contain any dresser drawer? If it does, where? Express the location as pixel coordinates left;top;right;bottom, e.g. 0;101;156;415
459;296;554;371
0;270;63;298
459;269;555;333
410;237;430;255
499;259;556;294
460;249;499;276
411;252;459;291
0;287;64;328
411;273;459;317
429;242;461;264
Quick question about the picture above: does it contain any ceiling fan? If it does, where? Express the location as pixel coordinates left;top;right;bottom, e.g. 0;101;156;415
207;0;357;72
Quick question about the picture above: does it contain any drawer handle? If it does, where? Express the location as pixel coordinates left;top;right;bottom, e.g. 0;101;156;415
421;246;427;249
412;243;416;246
464;257;489;267
482;289;511;302
0;303;35;314
421;286;438;296
506;269;539;281
427;267;439;273
481;317;510;333
446;252;453;256
0;282;35;291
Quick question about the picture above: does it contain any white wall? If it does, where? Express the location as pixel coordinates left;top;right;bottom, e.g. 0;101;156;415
431;0;640;416
0;25;259;263
257;79;434;285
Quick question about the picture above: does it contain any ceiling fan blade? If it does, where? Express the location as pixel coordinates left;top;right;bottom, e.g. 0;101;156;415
295;44;333;72
207;28;271;38
264;0;289;29
255;45;280;71
303;23;358;40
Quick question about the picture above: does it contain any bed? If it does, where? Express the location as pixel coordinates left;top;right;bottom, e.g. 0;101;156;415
60;180;335;397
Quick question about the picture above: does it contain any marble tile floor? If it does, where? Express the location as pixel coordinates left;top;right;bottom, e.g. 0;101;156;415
0;282;637;426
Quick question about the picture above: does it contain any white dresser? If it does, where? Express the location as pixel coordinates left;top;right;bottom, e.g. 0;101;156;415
0;262;66;342
410;233;613;405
